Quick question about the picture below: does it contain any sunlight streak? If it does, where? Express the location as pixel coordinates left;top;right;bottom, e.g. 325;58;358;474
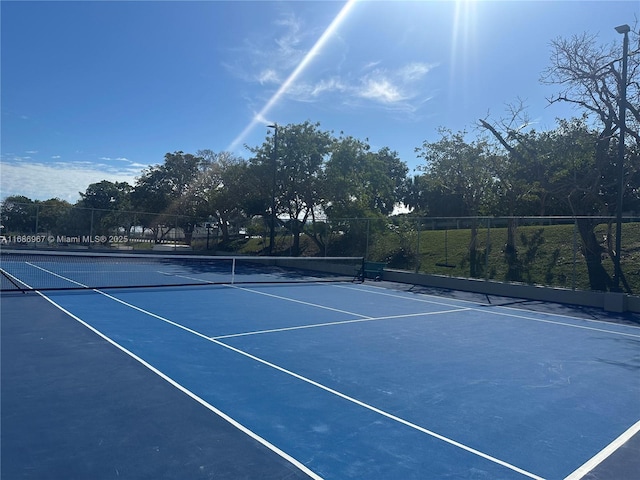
226;0;358;152
449;0;478;80
448;0;479;114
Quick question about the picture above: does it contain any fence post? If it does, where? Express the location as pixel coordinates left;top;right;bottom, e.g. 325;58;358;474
572;219;578;290
415;218;421;273
485;217;491;280
34;205;40;236
174;215;178;249
365;218;370;260
89;208;94;249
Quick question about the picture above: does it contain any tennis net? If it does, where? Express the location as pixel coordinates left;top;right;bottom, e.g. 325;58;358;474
0;249;365;292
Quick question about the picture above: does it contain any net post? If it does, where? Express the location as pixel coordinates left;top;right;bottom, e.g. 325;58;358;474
231;257;236;284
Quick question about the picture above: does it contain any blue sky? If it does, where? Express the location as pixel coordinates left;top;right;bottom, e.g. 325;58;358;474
1;0;638;202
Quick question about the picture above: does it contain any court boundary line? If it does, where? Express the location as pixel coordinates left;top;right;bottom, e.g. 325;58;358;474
0;266;31;290
26;261;87;287
89;288;544;480
229;284;373;318
12;262;633;478
18;257;639;335
22;258;638;339
211;308;471;339
345;283;640;330
209;338;544;480
564;419;640;480
335;284;640;339
28;289;324;480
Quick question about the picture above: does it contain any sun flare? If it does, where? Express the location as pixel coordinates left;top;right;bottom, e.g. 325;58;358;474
450;0;479;78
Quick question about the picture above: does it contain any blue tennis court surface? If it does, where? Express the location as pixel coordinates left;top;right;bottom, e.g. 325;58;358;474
2;279;639;479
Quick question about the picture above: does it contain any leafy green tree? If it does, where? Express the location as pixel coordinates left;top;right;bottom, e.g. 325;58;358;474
323;136;408;256
479;108;575;281
36;198;73;236
75;180;133;236
1;195;37;234
404;174;465;217
481;113;636;290
325;136;407;218
192;150;249;244
132;151;204;212
131;151;205;242
415;129;498;216
247;121;334;255
273;122;333;255
539;28;639;291
547;119;627;291
78;180;132;210
415;129;498;276
0;195;81;241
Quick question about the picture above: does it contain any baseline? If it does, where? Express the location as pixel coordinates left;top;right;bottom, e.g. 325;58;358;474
565;420;640;480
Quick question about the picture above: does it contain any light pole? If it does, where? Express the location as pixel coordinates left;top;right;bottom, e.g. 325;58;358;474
267;124;278;255
613;24;629;291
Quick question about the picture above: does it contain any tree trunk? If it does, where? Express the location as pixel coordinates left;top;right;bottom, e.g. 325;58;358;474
220;221;230;244
289;219;303;256
306;213;327;254
469;219;478;277
505;217;521;281
576;217;611;291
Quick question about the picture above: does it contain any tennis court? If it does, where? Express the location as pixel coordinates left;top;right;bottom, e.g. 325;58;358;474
2;250;639;479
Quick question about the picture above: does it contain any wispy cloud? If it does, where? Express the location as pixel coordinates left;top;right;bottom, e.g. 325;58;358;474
1;156;142;202
352;62;436;107
99;156;131;162
283;61;437;114
226;0;358;152
358;76;406;103
285;77;348;102
399;62;435;82
311;77;348;97
273;13;303;59
257;69;280;85
223;11;310;86
362;60;382;70
224;9;437;114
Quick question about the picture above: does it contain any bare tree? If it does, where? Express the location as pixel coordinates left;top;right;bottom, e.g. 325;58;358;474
480;27;639;291
541;30;639;145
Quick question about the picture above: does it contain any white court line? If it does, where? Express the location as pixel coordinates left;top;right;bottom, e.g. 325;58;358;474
156;271;217;283
564;419;640;480
341;283;640;331
470;308;640;339
212;308;471;339
26;261;88;287
32;291;323;480
229;284;374;318
90;289;543;480
17;262;633;478
1;267;32;289
20;262;323;478
335;284;640;339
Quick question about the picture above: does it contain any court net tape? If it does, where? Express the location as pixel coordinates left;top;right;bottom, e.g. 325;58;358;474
1;249;365;292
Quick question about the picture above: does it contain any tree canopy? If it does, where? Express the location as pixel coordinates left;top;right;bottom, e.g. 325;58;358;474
2;27;637;292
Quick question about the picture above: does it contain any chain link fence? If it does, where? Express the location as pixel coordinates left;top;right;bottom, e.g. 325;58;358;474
1;202;638;294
